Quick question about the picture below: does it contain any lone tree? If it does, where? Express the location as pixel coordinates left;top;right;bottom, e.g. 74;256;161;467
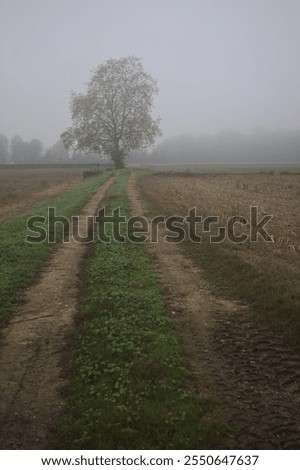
61;56;161;168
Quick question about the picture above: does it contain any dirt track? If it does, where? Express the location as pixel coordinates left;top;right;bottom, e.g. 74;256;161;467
128;173;300;449
0;177;113;449
2;171;300;449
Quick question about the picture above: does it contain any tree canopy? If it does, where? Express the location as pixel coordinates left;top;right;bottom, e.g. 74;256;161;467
61;56;161;168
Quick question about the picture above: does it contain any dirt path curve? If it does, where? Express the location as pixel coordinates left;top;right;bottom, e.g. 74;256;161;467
0;176;114;449
128;173;300;449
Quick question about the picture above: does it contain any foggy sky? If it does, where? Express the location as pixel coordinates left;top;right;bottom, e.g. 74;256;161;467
1;0;300;148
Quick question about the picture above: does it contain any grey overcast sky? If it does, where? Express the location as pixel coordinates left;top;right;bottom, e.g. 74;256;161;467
0;0;300;147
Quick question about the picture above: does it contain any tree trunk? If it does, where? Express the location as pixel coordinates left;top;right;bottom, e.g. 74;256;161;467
111;140;125;169
114;154;125;169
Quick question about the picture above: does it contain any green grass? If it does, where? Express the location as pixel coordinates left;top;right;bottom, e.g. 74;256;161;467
181;240;300;350
0;173;112;323
59;170;227;450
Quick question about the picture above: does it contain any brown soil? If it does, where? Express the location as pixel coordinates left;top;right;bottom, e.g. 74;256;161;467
0;169;84;222
140;173;300;254
128;172;300;449
0;177;113;449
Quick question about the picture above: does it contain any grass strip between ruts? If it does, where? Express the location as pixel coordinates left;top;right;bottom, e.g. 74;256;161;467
59;170;227;450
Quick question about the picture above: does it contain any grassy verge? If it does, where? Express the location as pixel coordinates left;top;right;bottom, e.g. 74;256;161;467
0;173;111;323
59;170;227;449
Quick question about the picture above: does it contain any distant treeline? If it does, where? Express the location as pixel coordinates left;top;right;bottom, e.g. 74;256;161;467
0;163;110;170
0;135;102;164
2;129;300;166
147;129;300;164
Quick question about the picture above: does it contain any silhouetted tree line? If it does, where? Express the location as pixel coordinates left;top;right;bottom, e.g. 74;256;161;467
149;129;300;164
0;134;43;163
0;135;101;164
0;134;46;164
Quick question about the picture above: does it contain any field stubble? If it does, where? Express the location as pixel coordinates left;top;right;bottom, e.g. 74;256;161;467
140;173;300;339
137;171;300;448
0;168;84;222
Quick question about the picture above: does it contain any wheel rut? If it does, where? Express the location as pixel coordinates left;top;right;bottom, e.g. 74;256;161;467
0;176;114;449
128;172;300;449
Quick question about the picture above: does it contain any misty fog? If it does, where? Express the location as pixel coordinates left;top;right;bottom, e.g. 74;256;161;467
1;0;300;164
145;129;300;165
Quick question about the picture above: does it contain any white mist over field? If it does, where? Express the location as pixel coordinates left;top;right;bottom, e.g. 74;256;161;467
0;0;300;161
